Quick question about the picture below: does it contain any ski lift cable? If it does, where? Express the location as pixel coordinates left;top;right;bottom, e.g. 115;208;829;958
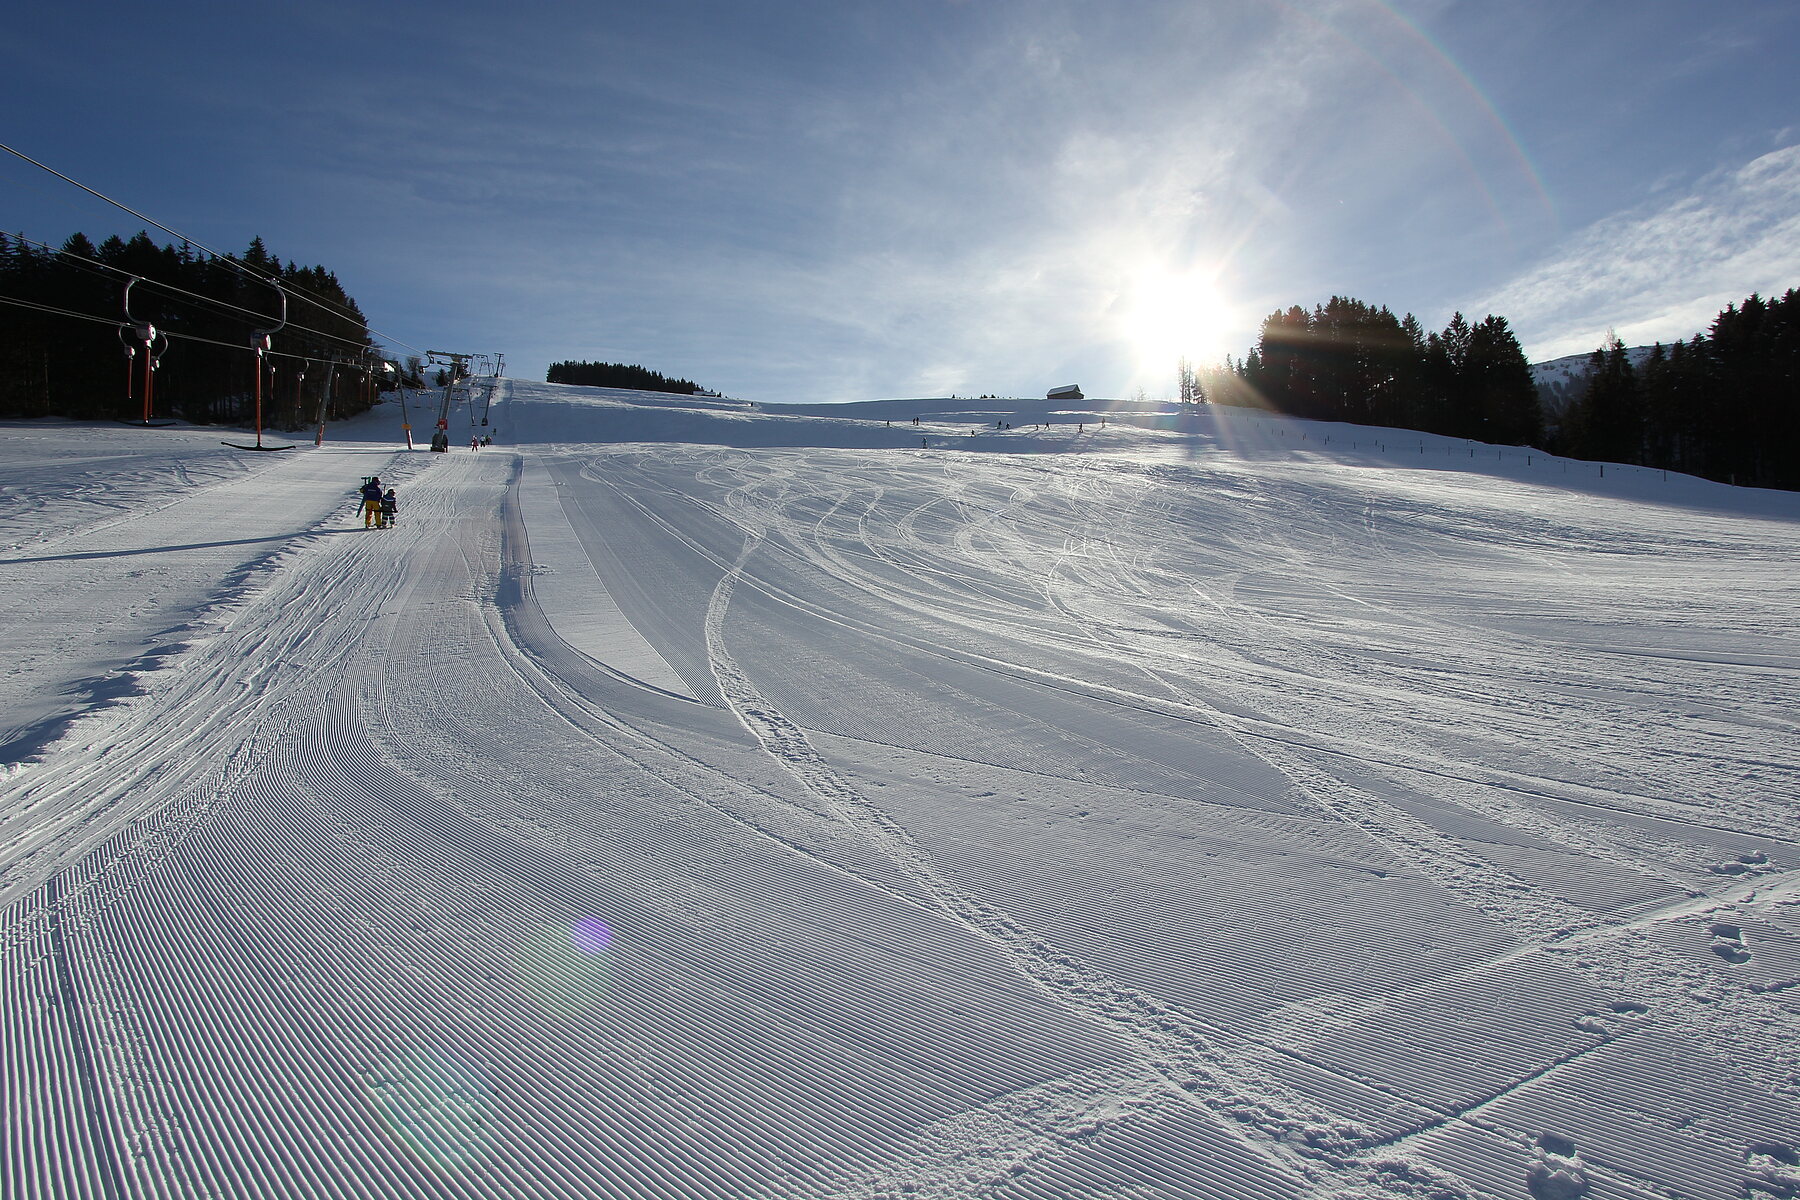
8;233;379;354
0;293;124;326
0;141;432;359
0;141;365;332
17;240;409;369
0;142;308;303
11;224;416;363
0;293;383;367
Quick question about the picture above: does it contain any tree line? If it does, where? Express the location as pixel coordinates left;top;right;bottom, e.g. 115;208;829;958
0;231;381;428
546;360;702;394
1208;288;1797;491
1214;298;1542;446
1558;290;1798;489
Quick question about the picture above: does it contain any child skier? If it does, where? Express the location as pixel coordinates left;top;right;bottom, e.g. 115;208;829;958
379;489;398;528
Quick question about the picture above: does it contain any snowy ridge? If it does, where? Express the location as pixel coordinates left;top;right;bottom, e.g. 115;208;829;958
1531;346;1660;416
2;383;1798;1199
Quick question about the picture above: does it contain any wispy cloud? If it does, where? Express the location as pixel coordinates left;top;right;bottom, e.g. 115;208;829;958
33;0;1779;402
652;2;1369;398
1478;144;1800;359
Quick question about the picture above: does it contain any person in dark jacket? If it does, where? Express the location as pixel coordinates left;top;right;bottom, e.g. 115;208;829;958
359;476;383;528
379;489;398;528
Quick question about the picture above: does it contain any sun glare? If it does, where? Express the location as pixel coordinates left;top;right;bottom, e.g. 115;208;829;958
1120;267;1236;384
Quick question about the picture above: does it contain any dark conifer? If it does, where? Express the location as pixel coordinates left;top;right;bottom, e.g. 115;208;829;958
546;361;705;395
1466;315;1540;445
0;229;375;425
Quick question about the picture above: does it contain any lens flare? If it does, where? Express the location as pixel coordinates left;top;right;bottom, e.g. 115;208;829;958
515;918;616;1016
362;1048;490;1172
573;917;613;954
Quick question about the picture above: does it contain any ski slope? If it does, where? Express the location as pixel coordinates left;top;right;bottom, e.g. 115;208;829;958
2;382;1797;1200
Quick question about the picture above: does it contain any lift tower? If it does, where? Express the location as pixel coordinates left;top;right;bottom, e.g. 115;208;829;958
426;350;476;433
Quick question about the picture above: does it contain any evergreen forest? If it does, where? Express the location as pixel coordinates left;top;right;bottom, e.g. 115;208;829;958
1554;291;1799;490
1220;300;1544;446
545;361;702;395
1216;289;1798;490
0;231;382;428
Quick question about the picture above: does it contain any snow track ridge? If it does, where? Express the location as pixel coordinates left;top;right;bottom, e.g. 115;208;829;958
701;531;1452;1196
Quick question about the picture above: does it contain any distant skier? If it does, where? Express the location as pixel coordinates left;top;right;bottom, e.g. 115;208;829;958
379;488;398;528
359;476;383;528
470;435;481;450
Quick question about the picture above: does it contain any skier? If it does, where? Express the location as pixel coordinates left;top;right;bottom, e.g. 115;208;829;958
359;476;383;529
470;435;481;451
379;488;398;528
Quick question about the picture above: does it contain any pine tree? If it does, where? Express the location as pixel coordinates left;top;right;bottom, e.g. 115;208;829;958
1383;313;1428;428
1251;306;1315;416
1466;315;1540;445
0;230;375;424
1436;313;1476;437
1569;334;1642;463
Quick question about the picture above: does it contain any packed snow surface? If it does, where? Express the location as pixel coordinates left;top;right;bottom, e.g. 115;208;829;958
3;381;1798;1200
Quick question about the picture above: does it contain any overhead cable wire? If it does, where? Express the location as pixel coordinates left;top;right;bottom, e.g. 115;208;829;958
0;140;432;358
0;293;122;327
0;139;370;332
6;232;379;354
0;293;379;366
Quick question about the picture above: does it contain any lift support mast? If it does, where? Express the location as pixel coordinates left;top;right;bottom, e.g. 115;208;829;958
426;350;475;431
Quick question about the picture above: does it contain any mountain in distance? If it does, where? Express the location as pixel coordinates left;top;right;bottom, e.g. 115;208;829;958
1530;345;1659;418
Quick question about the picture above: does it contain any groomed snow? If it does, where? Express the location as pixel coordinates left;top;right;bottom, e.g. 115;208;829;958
2;381;1797;1199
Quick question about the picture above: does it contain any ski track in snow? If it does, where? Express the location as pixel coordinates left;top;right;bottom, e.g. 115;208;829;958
555;430;1799;1195
3;386;1799;1199
662;467;1769;1197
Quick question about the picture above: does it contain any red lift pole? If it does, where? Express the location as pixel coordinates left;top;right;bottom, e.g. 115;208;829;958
251;335;270;447
247;281;287;449
139;324;157;422
119;328;137;414
122;277;163;424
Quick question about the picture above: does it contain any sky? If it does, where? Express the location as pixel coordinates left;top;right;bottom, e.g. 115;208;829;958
4;0;1800;404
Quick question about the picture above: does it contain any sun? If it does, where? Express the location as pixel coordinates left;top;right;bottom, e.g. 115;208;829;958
1119;266;1236;383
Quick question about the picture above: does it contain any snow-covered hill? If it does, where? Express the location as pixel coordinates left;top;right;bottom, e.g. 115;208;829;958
3;382;1797;1200
1531;345;1661;416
